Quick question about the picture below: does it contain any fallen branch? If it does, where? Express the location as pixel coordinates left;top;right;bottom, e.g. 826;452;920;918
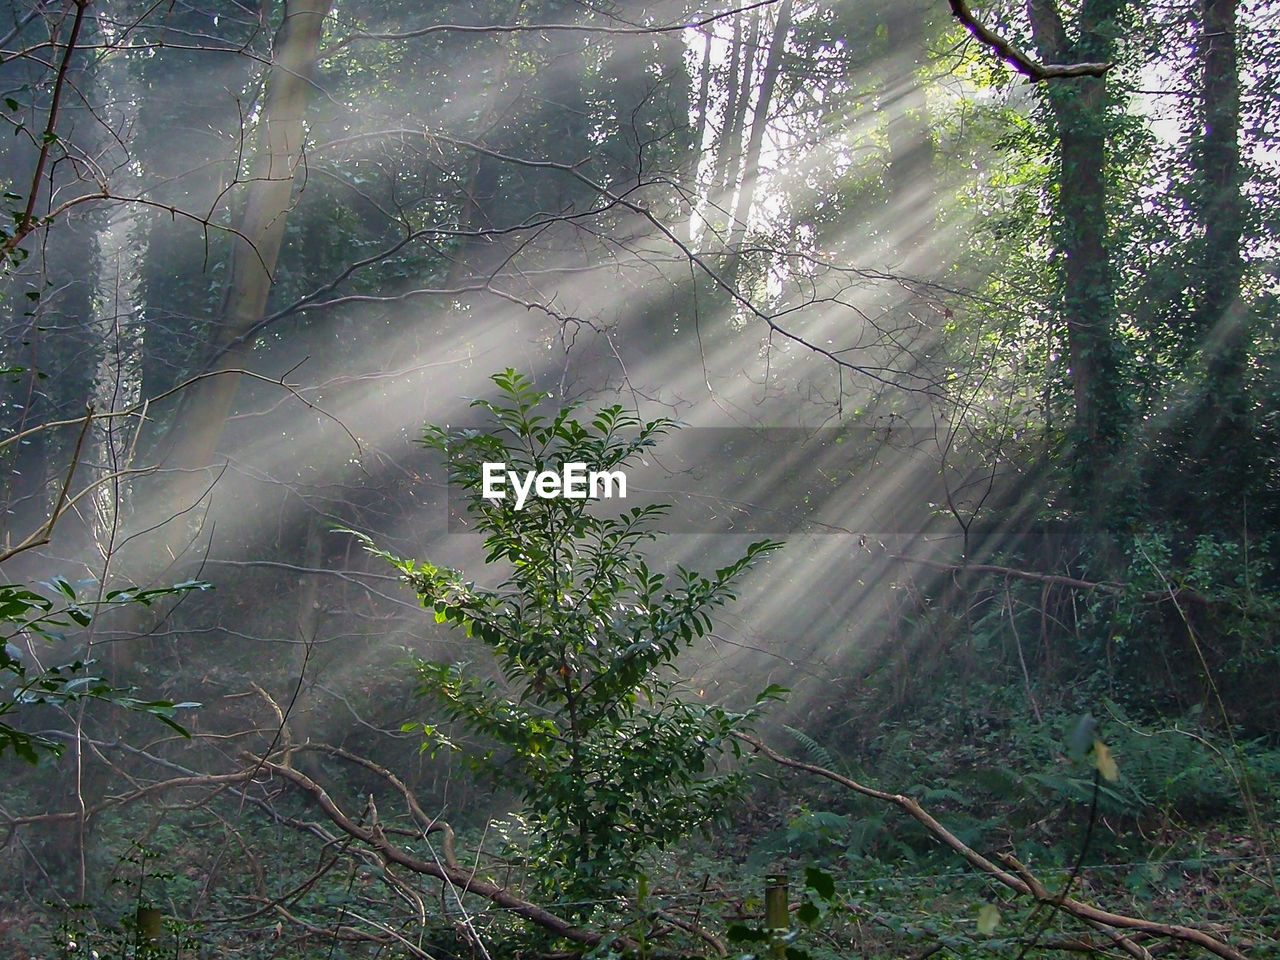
251;753;637;952
736;734;1247;960
285;741;458;867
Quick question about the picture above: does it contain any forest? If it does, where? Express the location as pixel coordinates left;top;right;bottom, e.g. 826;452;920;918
1;0;1278;956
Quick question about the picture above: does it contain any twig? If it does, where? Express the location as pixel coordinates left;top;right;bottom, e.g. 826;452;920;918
0;367;360;459
892;554;1248;611
653;909;727;956
0;1;49;50
2;0;90;261
337;1;781;46
0;405;93;563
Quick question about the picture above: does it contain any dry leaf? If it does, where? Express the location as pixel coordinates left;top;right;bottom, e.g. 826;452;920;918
1093;738;1119;781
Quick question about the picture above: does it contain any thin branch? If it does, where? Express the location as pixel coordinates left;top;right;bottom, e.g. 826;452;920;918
335;1;780;47
0;404;92;563
653;909;727;956
3;189;274;284
891;554;1260;611
2;0;90;262
0;367;362;461
0;1;50;51
893;554;1124;593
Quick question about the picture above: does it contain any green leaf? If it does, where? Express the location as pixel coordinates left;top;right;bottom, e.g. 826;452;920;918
757;683;790;704
727;923;768;944
150;712;193;738
804;866;836;901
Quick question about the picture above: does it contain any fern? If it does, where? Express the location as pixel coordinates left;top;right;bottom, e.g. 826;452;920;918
784;725;839;771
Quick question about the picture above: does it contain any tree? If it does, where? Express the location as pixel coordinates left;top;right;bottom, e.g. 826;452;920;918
373;369;783;902
1026;0;1129;476
157;0;334;524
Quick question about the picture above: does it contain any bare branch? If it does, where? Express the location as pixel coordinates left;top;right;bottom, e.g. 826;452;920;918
0;367;364;462
890;554;1260;612
254;753;638;952
893;554;1124;592
0;1;51;52
335;1;781;47
1;0;91;263
0;404;92;563
287;742;458;867
947;0;1110;80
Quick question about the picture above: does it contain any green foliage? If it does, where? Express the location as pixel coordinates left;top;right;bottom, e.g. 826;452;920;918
0;578;206;763
1091;529;1280;723
374;369;785;901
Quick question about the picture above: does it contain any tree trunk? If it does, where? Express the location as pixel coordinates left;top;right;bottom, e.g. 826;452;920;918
89;17;145;555
1198;0;1243;334
1026;0;1124;468
884;0;936;263
725;0;793;287
720;7;763;203
158;0;333;526
1195;0;1248;481
1054;76;1114;450
709;12;750;199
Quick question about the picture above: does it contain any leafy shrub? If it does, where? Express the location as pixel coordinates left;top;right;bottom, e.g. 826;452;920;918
1;578;205;762
373;369;785;902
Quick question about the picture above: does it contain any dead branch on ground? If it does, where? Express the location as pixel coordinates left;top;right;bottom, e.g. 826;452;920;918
736;733;1248;960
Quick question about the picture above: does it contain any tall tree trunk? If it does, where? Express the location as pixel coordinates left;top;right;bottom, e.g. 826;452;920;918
692;29;714;156
158;0;333;530
1195;0;1248;486
1027;0;1124;469
720;7;763;202
684;30;715;248
90;9;145;557
709;12;749;199
1198;0;1243;333
443;3;523;290
725;0;793;288
884;0;936;262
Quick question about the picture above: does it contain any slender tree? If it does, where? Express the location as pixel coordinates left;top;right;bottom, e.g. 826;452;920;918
159;0;334;515
726;0;794;288
1026;0;1128;473
1195;0;1250;492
